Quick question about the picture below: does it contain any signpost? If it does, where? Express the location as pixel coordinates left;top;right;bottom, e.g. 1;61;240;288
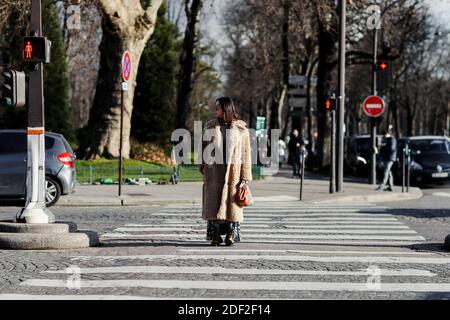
119;51;132;197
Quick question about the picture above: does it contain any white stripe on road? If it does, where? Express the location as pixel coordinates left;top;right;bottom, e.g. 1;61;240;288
101;239;422;246
114;227;417;235
148;214;399;221
20;279;450;292
44;266;435;277
432;192;450;198
101;233;425;241
177;249;434;255
71;254;448;264
125;224;411;229
151;213;394;218
149;220;405;225
0;294;156;300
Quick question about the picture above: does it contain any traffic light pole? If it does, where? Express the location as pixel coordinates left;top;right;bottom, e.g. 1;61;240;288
369;28;378;186
330;110;336;194
336;0;346;192
16;0;54;224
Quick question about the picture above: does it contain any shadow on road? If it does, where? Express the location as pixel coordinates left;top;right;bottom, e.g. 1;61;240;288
385;208;450;219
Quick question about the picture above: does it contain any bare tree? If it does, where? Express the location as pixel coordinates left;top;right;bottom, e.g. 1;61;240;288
175;0;204;130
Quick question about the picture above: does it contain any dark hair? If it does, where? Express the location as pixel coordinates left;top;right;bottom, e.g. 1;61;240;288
216;97;239;120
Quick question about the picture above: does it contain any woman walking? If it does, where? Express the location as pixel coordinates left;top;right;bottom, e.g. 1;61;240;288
199;97;252;246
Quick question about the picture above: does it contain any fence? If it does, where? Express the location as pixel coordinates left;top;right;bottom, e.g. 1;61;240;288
76;164;263;184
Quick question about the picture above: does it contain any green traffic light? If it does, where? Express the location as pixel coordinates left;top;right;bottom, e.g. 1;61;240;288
3;97;12;107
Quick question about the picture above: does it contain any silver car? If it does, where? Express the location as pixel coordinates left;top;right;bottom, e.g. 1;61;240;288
0;130;76;206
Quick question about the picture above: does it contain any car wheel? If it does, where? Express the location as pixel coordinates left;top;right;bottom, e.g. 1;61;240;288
45;177;61;207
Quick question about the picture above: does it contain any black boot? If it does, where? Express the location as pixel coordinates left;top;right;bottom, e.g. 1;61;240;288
210;223;223;246
225;225;234;247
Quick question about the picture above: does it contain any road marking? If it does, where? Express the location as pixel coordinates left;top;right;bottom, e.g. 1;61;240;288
432;192;450;198
114;227;417;235
177;249;434;255
125;224;411;229
147;214;399;221
0;294;156;300
71;254;448;264
101;233;425;241
44;266;435;277
149;220;405;225
99;239;422;246
20;279;450;292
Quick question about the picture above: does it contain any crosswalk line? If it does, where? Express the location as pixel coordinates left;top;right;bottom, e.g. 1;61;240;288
114;227;417;235
20;279;450;292
43;266;436;277
176;249;434;255
71;254;447;264
150;220;406;225
101;233;425;241
124;224;411;229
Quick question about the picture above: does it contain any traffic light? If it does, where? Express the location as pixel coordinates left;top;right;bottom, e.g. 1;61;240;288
325;97;336;111
23;36;51;64
376;60;390;92
1;70;26;108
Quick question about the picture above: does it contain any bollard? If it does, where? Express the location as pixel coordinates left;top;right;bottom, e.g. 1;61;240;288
406;144;411;193
299;146;306;201
402;148;405;193
140;166;144;179
89;165;93;185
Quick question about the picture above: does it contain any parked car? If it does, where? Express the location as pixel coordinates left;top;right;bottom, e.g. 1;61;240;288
395;136;450;186
345;134;382;177
0;130;76;206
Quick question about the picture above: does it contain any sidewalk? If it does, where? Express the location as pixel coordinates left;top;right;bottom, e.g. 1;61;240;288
57;168;423;206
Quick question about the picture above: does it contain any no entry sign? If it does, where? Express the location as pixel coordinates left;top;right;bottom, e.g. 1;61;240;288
362;95;385;117
122;51;132;82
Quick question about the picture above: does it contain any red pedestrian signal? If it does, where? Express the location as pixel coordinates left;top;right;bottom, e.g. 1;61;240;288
23;37;51;64
325;97;336;111
376;60;390;92
378;61;389;71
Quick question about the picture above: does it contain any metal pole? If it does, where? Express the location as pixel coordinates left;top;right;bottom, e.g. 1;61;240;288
406;146;411;193
402;148;405;193
300;147;305;201
330;110;336;194
119;86;124;197
336;0;346;192
17;0;54;224
370;28;378;186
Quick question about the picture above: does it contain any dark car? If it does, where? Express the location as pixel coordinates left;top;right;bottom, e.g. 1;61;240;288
396;136;450;186
345;135;382;177
0;130;76;206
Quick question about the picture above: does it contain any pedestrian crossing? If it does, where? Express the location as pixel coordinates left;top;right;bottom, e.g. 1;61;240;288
3;203;450;300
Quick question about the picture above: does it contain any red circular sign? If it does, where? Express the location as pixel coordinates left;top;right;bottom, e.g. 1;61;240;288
122;51;132;82
362;95;385;117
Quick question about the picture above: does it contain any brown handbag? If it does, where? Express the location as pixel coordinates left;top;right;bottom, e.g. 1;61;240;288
236;181;252;207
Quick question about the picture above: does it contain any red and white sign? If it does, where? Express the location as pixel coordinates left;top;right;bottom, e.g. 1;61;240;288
122;51;132;82
362;95;385;117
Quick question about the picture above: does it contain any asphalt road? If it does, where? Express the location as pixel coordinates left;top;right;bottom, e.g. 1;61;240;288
382;186;450;247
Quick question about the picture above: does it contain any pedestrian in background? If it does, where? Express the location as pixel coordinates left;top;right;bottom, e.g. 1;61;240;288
376;126;397;192
288;129;304;178
199;97;252;246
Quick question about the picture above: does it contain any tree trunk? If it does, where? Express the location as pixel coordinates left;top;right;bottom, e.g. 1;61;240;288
79;0;162;159
176;0;203;130
316;19;336;167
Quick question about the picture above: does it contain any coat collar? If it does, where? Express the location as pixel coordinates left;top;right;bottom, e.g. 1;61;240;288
207;118;247;130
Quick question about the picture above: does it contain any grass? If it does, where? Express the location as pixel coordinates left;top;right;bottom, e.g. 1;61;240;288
75;159;262;184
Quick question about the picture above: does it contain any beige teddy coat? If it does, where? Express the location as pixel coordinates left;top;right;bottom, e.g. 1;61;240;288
199;118;252;222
